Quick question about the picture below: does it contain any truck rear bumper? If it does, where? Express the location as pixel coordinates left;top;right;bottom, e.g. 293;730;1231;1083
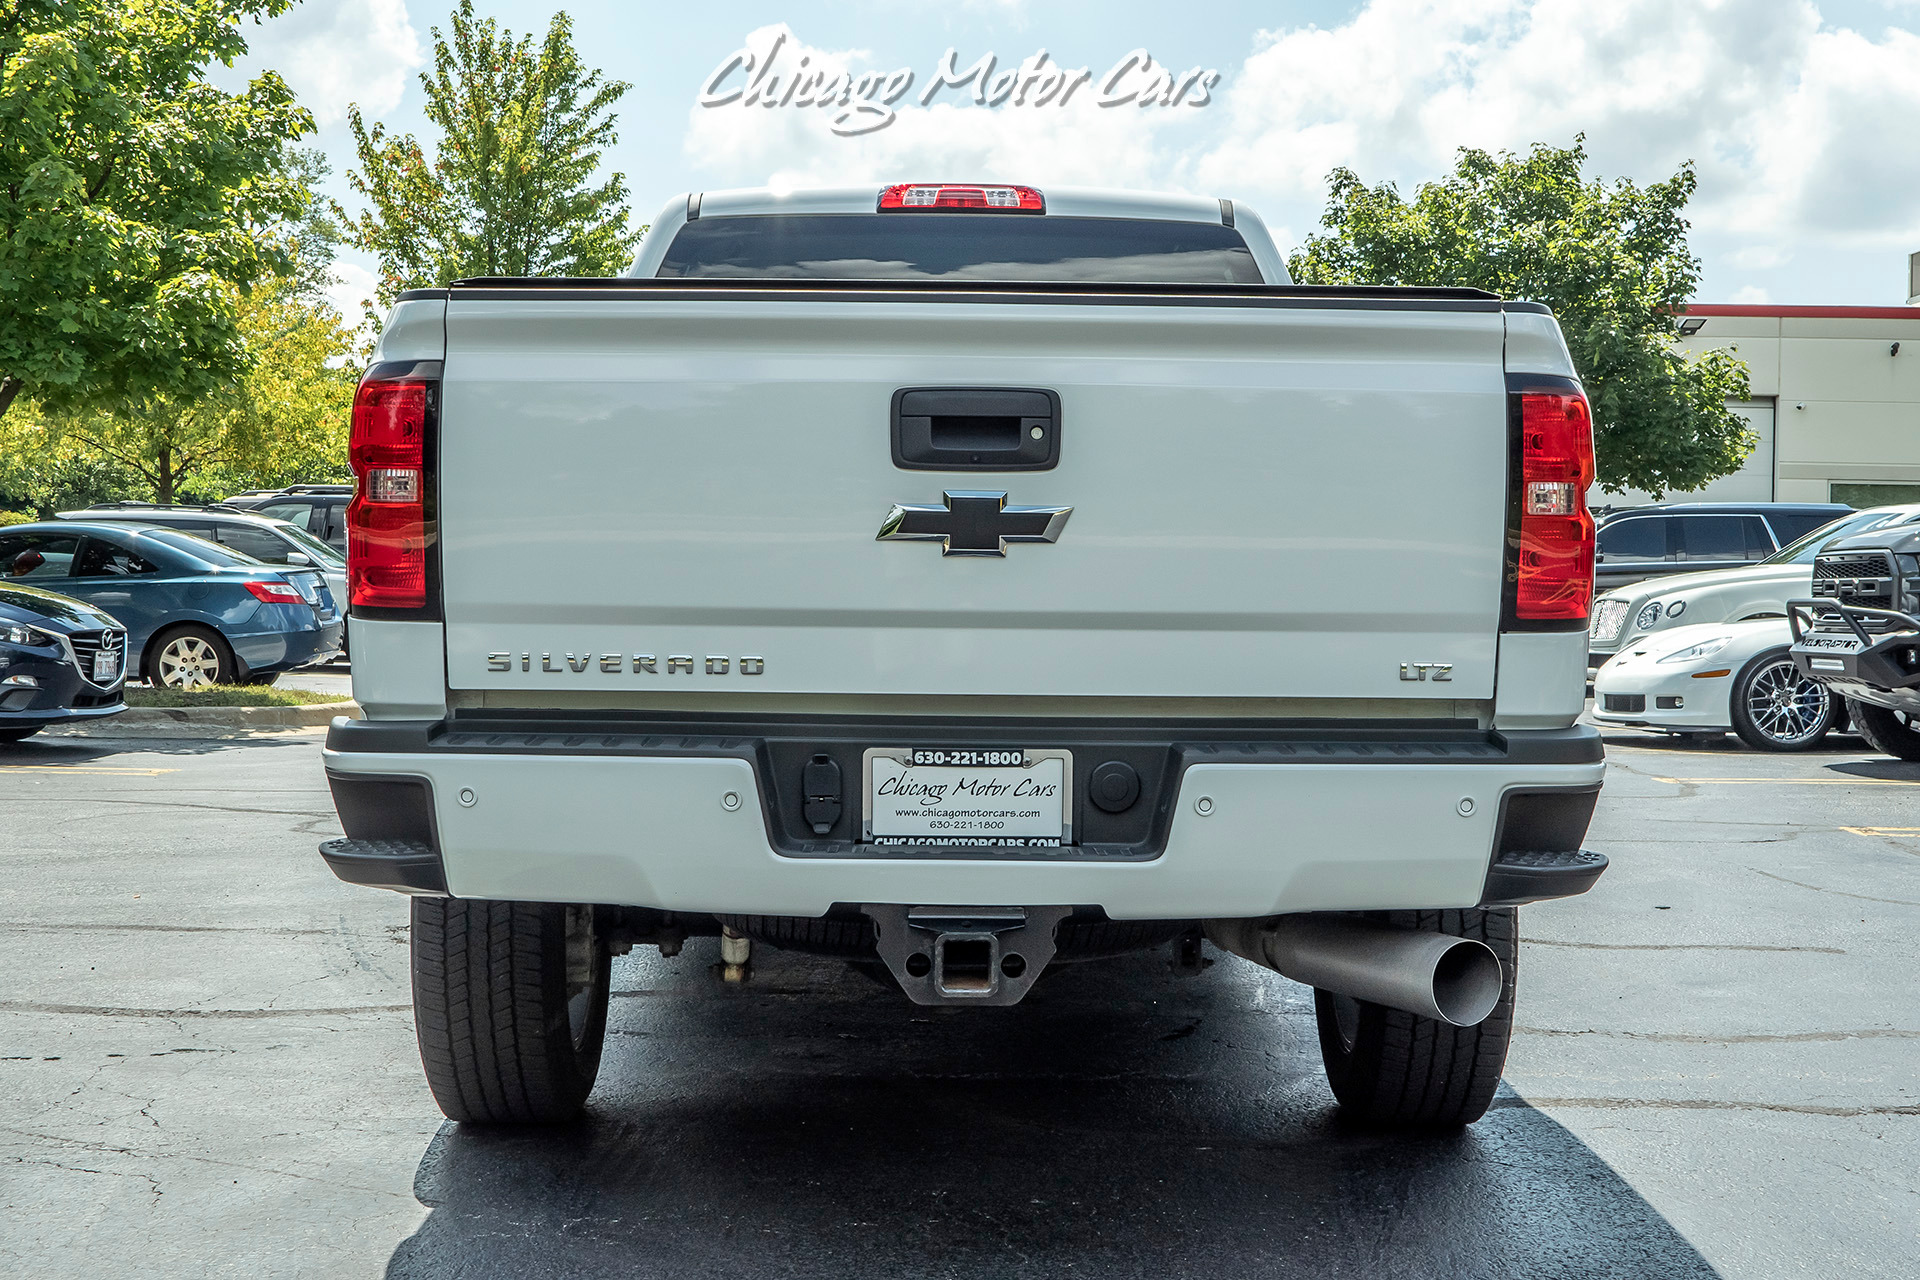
321;716;1605;919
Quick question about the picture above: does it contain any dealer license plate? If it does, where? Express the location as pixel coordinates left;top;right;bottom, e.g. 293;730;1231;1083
92;650;119;682
864;748;1072;847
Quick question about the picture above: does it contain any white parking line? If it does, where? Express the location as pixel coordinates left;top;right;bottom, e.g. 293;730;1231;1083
0;766;179;776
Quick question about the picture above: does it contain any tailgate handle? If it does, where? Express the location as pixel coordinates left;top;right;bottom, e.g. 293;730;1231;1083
892;387;1060;471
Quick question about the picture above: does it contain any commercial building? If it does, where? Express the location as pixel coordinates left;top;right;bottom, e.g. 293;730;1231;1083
1592;255;1920;508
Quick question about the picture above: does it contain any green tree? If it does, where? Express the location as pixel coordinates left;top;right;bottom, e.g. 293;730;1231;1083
0;405;143;517
278;147;347;308
343;0;640;308
43;282;356;504
1291;140;1753;497
0;0;314;422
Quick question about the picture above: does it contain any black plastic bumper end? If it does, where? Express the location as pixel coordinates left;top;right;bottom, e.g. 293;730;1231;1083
320;837;447;895
1481;848;1609;907
323;770;446;894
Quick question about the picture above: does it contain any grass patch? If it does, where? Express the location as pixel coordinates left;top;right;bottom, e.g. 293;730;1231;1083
126;684;354;708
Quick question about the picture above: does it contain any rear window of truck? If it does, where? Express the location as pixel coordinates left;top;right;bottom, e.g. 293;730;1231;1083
655;214;1265;284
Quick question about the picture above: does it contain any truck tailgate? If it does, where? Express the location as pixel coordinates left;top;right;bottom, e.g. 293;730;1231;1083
438;291;1510;701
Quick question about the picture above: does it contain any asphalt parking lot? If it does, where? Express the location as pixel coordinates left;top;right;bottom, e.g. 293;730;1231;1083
3;719;1917;1278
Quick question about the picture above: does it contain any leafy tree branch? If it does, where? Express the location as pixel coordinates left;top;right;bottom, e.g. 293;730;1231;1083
341;0;642;310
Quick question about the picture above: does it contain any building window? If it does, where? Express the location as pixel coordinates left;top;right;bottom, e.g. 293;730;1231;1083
1831;482;1920;508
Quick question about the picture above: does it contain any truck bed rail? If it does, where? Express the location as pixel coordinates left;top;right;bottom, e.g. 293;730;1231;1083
403;277;1531;312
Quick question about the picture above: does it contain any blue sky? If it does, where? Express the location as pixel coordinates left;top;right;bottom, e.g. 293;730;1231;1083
231;0;1920;314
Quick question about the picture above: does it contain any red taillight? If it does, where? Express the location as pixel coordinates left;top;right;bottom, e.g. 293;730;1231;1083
878;183;1045;213
1515;392;1596;620
244;579;305;605
348;373;432;609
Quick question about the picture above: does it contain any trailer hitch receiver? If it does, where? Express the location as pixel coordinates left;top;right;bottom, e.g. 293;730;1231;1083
861;905;1072;1006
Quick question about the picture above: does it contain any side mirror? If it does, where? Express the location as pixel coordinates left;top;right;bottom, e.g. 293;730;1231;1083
286;552;311;566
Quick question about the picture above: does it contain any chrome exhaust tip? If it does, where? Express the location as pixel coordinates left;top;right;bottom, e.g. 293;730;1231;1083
1204;915;1503;1027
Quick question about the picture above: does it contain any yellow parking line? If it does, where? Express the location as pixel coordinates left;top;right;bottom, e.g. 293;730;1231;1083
1651;776;1920;786
0;766;178;776
1842;827;1920;837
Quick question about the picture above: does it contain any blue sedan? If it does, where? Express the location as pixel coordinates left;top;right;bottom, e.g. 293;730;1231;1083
0;521;343;687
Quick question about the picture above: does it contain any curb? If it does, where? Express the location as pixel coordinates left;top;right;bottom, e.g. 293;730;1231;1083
109;701;362;729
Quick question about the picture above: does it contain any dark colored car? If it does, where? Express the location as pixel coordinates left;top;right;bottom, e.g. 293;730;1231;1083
0;582;128;741
0;521;342;687
220;484;353;553
1594;502;1853;593
1791;526;1920;759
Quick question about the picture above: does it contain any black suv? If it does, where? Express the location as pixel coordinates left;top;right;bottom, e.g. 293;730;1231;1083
220;484;353;553
1594;502;1852;592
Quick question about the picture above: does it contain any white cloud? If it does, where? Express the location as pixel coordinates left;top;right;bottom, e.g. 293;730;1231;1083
1728;245;1790;270
1730;284;1772;303
677;5;1920;296
1195;0;1920;258
238;0;424;127
326;261;381;326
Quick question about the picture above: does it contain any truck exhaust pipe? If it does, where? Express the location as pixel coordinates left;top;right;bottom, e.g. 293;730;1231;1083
1203;915;1503;1027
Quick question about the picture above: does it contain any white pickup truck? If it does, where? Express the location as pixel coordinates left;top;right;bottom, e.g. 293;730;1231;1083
320;183;1606;1130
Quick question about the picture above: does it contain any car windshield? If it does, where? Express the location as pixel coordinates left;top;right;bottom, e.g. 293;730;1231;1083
139;528;263;567
278;522;345;566
1761;509;1920;564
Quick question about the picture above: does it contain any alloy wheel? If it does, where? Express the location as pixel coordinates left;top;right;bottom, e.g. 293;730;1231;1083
1743;658;1829;746
158;636;221;688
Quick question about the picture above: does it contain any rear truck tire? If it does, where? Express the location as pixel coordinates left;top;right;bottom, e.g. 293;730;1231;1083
1313;907;1517;1129
1845;700;1920;761
1731;648;1839;752
148;624;236;689
0;725;41;743
410;898;612;1124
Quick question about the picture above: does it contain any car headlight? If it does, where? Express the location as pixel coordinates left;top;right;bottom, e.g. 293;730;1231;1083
1634;601;1665;632
2;624;53;647
1590;598;1630;643
1657;636;1732;664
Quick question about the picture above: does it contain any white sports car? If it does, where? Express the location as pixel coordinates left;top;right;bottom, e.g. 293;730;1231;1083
1591;618;1845;751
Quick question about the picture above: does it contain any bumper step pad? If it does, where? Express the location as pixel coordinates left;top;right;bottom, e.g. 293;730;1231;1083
319;837;447;895
1481;848;1608;906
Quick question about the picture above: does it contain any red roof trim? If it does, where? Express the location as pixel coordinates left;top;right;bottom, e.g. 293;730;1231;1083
1685;304;1920;319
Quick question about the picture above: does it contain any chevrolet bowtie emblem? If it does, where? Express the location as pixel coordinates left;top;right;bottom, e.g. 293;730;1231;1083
877;490;1072;557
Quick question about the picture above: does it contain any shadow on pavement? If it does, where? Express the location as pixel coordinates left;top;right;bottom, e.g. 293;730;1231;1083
0;730;319;761
1822;757;1920;780
1595;728;1867;755
386;946;1720;1280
